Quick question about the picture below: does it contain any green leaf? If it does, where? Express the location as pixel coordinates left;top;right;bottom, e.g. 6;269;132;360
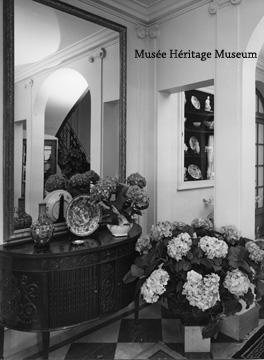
240;261;252;275
228;246;247;268
123;270;138;284
131;264;145;278
222;298;242;316
182;259;191;271
200;258;214;270
242;288;254;308
202;320;220;339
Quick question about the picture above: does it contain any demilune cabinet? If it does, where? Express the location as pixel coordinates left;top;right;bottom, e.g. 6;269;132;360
0;224;141;359
184;89;214;182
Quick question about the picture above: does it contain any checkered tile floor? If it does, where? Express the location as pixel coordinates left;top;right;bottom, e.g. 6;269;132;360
36;302;264;360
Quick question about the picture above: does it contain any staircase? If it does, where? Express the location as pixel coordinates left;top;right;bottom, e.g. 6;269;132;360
56;89;90;178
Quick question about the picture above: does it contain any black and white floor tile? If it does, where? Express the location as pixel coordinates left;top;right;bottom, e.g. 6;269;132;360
35;302;264;360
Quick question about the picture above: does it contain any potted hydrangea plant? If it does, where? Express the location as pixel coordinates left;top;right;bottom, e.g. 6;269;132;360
90;172;149;236
123;219;263;351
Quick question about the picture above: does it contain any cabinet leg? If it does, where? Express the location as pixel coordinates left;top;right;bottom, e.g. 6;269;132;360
42;331;50;360
0;326;4;360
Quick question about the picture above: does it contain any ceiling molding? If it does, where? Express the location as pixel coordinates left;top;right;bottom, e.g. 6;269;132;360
15;28;118;83
76;0;211;24
208;0;242;15
131;0;164;9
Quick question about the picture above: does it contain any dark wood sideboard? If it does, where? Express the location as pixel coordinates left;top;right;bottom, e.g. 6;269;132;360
0;224;141;359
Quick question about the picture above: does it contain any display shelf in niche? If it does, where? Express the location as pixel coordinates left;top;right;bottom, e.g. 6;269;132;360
184;89;214;183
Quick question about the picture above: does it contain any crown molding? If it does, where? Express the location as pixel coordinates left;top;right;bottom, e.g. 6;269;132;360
15;28;118;83
135;24;160;39
208;0;242;15
131;0;164;9
75;0;211;25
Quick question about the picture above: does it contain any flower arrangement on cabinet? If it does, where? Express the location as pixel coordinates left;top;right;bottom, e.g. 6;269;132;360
123;219;264;338
90;172;150;226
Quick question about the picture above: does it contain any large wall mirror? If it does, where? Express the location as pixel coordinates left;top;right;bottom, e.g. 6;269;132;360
3;0;127;242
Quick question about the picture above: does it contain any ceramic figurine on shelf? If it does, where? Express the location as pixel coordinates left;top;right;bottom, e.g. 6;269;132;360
205;96;211;112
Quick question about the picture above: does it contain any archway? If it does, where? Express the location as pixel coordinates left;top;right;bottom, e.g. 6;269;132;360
26;68;88;218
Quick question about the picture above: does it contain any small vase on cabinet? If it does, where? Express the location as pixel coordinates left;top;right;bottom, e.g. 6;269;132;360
107;214;132;237
31;203;54;248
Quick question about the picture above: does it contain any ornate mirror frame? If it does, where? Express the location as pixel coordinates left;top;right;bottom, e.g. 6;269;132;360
3;0;127;242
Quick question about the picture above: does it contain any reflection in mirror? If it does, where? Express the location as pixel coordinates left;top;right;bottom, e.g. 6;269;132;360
13;0;122;231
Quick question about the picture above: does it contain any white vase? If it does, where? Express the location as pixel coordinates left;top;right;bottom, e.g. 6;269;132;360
107;214;132;237
107;223;132;237
184;326;211;353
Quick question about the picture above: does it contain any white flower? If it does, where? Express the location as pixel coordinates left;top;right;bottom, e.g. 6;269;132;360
150;221;173;241
199;236;228;259
220;225;240;243
167;233;192;261
135;235;152;254
246;241;264;263
186;270;203;284
140;268;169;304
191;218;213;230
182;271;220;311
223;269;251;297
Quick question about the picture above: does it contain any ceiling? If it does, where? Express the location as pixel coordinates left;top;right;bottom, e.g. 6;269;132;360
15;0;109;67
86;0;208;23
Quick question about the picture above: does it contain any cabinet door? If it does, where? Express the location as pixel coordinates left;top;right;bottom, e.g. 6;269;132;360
0;270;48;331
116;254;137;310
99;261;117;315
48;265;99;329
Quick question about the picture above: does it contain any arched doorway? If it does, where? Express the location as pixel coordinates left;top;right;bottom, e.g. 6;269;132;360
255;89;264;237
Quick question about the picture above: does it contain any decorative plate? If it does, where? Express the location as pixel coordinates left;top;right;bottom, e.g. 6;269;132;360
66;195;101;236
188;164;202;180
44;190;72;222
189;136;200;154
191;95;200;110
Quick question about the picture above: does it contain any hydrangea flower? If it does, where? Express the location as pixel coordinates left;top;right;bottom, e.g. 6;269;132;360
140;268;169;303
191;217;213;230
246;241;264;263
126;185;149;210
126;172;146;188
150;221;173;241
182;270;220;311
223;269;251;297
172;221;188;231
167;233;192;261
135;235;152;255
199;236;228;259
220;225;240;244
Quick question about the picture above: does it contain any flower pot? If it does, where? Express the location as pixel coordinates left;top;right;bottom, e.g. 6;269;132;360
184;326;211;353
107;222;132;237
220;304;259;341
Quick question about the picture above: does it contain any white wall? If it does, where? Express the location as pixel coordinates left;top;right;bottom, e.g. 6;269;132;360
154;0;264;237
155;3;214;224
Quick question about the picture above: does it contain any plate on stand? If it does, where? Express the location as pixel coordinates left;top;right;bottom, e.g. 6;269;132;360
187;164;202;180
44;190;72;222
66;195;101;236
